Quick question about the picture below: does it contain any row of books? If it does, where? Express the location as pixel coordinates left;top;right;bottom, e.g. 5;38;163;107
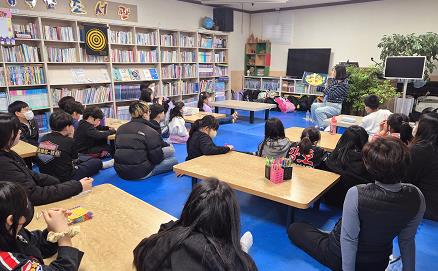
47;47;77;63
0;67;5;86
137;49;158;63
7;65;45;86
2;44;40;63
182;64;197;78
110;30;133;44
79;47;107;63
180;35;195;47
136;32;158;46
160;33;177;47
244;78;261;89
13;23;38;39
113;67;159;81
183;97;197;108
215;77;228;92
199;79;215;92
161;81;180;96
214;66;228;77
214;51;227;63
44;25;74;41
116;105;130;121
161;50;177;63
161;64;181;79
114;84;141;101
198;52;214;63
214;37;227;48
199;64;214;77
263;79;281;91
181;81;198;95
52;86;113;105
180;51;196;62
34;112;50;133
0;92;7;111
111;49;134;63
9;88;49;109
199;36;213;48
102;107;115;118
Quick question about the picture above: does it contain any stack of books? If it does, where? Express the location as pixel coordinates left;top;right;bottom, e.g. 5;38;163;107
161;81;180;96
161;64;181;79
136;32;157;46
137;49;158;63
52;86;113;105
199;64;214;77
2;44;40;62
116;105;131;121
199;36;213;48
160;33;177;47
114;84;141;101
182;64;197;78
181;81;198;95
44;25;74;41
214;65;228;77
161;50;177;63
110;30;133;44
180;51;196;62
7;65;45;86
9;88;49;109
111;49;134;62
34;112;50;133
180;35;195;47
13;23;38;39
47;47;77;62
214;51;226;63
198;51;214;63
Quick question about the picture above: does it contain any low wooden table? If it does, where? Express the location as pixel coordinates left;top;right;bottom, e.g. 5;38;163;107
173;152;340;226
13;140;38;158
285;127;342;152
323;114;364;128
210;100;277;123
28;184;175;271
105;118;128;140
184;112;227;124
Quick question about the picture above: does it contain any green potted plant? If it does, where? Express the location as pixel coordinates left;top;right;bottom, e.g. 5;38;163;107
345;66;398;115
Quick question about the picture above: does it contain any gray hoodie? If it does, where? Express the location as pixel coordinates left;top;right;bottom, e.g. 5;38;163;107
257;138;292;158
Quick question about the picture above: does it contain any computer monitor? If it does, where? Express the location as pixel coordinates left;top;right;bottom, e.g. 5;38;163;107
384;56;426;80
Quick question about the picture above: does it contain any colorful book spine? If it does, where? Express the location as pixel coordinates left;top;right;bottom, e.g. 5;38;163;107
161;50;177;63
44;26;74;41
180;35;195;47
199;64;214;77
180;51;196;62
111;49;135;63
116;105;131;121
79;47;106;63
214;51;226;63
161;64;181;79
136;31;157;46
52;86;113;105
198;52;214;63
182;64;197;78
0;92;8;112
110;30;133;44
181;81;198;95
13;23;38;39
114;84;141;101
183;97;197;108
160;33;177;47
9;88;49;109
7;65;45;86
199;79;215;93
199;36;213;48
244;78;261;89
2;44;40;62
101;106;114;118
47;47;77;62
161;81;180;97
214;37;227;48
137;49;157;63
262;79;280;91
214;65;228;77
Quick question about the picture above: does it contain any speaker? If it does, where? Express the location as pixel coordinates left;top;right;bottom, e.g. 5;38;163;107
213;7;234;32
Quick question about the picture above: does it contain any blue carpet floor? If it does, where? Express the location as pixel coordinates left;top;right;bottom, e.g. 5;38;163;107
93;110;438;271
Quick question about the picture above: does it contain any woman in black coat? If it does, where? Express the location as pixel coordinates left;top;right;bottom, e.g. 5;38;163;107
322;125;372;207
0;113;90;206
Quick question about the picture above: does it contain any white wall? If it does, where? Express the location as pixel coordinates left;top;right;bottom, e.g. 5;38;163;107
250;0;438;74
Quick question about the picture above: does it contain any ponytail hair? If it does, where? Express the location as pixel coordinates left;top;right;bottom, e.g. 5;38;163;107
299;127;321;155
189;115;219;137
169;101;184;122
387;113;413;144
197;92;209;111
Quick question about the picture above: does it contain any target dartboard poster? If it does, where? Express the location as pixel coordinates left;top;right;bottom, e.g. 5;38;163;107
84;24;108;56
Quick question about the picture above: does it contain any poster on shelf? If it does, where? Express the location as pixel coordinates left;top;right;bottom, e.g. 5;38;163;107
302;71;328;87
71;68;87;83
84;24;108;56
0;8;13;45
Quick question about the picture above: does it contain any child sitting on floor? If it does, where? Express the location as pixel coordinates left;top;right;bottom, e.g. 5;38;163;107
63;101;84;130
0;181;84;271
74;106;116;157
198;92;238;123
256;118;291;158
374;113;413;144
168;101;189;144
186;115;233;160
58;96;75;111
36;111;112;183
7;101;39;147
287;127;327;168
360;94;392;135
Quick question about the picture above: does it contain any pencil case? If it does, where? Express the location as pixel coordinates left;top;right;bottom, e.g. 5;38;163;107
265;165;293;182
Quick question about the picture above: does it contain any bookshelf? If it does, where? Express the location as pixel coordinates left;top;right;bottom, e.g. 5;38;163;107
243;76;324;97
0;14;231;131
245;41;271;76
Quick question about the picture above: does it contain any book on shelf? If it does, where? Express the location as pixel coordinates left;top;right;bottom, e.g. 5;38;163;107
161;64;181;79
2;44;40;62
214;66;228;77
181;81;198;95
161;50;177;63
244;78;261;89
101;107;115;118
182;64;197;78
160;33;177;47
13;22;38;39
7;65;45;86
263;79;280;91
52;86;113;105
136;31;157;46
0;92;7;112
199;79;215;93
119;69;131;81
44;25;74;41
109;30;133;44
180;51;196;62
113;67;159;81
0;67;5;86
116;105;131;121
9;88;49;109
214;51;226;63
183;97;197;108
137;49;157;63
161;81;180;96
199;36;213;48
198;51;214;63
199;64;214;77
34;112;50;133
144;68;159;80
79;47;107;63
111;48;134;62
114;84;141;101
180;35;195;47
214;37;227;48
47;47;77;62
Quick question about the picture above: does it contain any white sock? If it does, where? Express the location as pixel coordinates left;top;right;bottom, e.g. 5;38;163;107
240;231;253;253
102;159;114;169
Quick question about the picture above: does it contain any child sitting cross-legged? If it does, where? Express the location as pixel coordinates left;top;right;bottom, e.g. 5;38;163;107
287;127;327;169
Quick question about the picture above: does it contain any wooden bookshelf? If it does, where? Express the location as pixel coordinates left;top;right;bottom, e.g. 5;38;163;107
245;41;271;76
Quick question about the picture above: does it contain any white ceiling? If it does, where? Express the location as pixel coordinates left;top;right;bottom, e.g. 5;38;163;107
187;0;381;12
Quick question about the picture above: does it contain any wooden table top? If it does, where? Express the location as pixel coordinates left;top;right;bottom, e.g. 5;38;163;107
105;118;128;140
285;127;342;152
173;152;340;209
184;112;227;123
210;100;277;111
27;184;175;271
13;140;38;158
324;114;364;128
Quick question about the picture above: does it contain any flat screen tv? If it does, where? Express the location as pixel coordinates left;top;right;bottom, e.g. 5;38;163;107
384;56;426;80
286;48;331;78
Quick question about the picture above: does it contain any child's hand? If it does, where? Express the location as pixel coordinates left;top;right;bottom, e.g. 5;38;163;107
42;209;69;233
226;145;234;150
379;120;388;135
79;177;93;192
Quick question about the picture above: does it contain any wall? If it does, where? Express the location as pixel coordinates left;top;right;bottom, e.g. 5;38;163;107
249;0;438;75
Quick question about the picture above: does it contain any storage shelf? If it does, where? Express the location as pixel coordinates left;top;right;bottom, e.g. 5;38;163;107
114;79;159;83
44;39;77;43
110;43;136;46
14;38;42;41
4;62;44;64
136;44;159;47
84;101;114;106
9;84;47;87
50;82;111;86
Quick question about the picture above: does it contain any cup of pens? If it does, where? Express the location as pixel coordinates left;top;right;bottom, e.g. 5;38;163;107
265;158;293;184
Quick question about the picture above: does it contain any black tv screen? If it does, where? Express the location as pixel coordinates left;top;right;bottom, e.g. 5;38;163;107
286;48;331;78
384;56;426;80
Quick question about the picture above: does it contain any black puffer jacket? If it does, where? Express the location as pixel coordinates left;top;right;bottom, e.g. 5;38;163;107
0;150;83;206
114;118;164;180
